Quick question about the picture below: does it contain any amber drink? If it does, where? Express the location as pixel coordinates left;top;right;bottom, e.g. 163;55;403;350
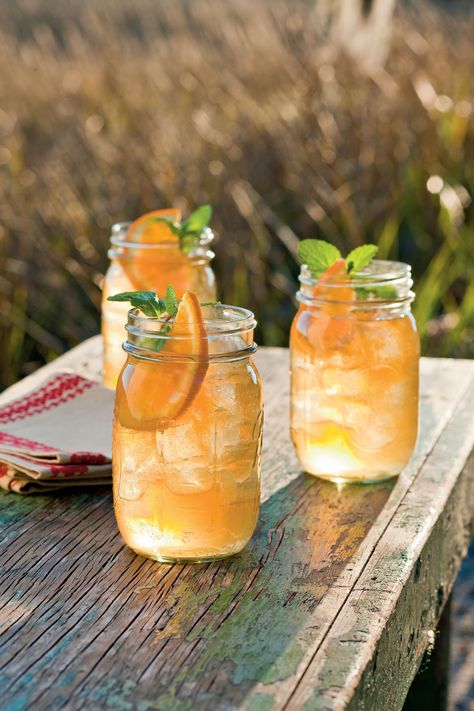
290;260;420;483
113;296;263;562
102;209;216;388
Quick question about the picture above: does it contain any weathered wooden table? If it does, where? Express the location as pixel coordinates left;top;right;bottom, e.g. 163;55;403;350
1;337;473;711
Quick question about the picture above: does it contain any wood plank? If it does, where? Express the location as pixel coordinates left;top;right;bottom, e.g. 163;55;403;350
0;342;473;710
284;370;474;710
245;358;474;709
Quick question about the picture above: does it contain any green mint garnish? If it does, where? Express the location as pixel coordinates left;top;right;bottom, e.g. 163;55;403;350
152;322;173;353
298;239;397;299
107;290;166;318
298;239;379;275
108;286;178;353
164;284;179;317
355;285;398;300
345;245;379;274
107;285;179;319
107;286;219;353
181;204;212;235
298;239;342;273
149;204;213;254
107;286;219;318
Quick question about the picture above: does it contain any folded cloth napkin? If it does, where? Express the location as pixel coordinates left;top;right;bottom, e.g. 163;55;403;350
0;372;114;494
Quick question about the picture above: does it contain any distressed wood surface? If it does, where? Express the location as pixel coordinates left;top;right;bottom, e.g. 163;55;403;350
0;337;473;711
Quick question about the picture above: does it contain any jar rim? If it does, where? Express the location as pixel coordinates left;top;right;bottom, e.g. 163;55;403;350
299;259;411;287
124;304;257;361
126;304;256;337
298;259;415;310
110;222;214;250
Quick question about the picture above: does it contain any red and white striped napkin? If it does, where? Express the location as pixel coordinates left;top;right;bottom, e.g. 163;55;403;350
0;372;114;494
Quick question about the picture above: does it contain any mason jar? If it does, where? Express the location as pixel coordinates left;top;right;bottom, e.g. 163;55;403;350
101;222;216;388
113;304;263;562
290;260;420;483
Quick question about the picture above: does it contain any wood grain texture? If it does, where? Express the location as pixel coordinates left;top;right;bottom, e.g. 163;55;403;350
0;338;473;711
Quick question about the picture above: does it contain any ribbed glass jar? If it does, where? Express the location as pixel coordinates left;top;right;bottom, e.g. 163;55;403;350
101;223;216;388
290;260;420;483
113;304;263;562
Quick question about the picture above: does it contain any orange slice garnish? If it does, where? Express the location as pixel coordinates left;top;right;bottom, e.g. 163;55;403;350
120;208;194;294
312;258;350;298
117;291;208;430
127;208;181;244
305;258;355;352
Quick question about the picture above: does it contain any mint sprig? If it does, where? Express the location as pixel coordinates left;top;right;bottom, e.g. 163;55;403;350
107;285;219;318
298;239;379;275
164;284;179;317
345;245;379;274
108;286;177;353
298;239;342;274
355;285;398;300
297;239;397;299
107;286;178;319
107;290;166;318
148;204;213;254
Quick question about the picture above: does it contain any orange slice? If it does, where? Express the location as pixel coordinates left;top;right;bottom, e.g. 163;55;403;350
127;208;181;244
121;208;194;293
312;258;350;299
117;291;209;430
307;258;355;352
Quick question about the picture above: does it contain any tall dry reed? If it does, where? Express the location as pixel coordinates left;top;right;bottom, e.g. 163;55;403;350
0;0;473;386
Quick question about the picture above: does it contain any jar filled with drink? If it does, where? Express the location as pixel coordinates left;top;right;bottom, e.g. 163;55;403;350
101;206;216;388
110;287;263;562
290;240;420;484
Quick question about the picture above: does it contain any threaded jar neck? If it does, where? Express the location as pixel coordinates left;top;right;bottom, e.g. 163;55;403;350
297;260;415;318
108;223;215;263
124;304;257;363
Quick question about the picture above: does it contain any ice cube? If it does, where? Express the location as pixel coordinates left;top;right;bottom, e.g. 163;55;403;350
322;367;370;400
159;422;203;464
164;460;216;495
368;323;403;361
384;381;409;408
342;402;373;432
353;413;397;452
118;430;158;500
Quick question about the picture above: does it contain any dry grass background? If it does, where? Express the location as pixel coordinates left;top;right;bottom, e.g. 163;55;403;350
0;0;473;388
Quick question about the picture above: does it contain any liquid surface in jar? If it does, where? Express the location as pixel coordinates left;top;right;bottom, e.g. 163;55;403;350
290;306;420;483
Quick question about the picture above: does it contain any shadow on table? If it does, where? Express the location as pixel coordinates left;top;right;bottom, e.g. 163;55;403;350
144;472;396;708
0;471;397;709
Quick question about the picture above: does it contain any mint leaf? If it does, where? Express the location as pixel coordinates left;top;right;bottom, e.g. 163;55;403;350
130;204;213;254
298;239;342;273
181;204;212;235
107;290;166;318
180;233;200;255
147;217;181;237
355;285;398;300
165;285;179;317
153;322;173;353
346;244;378;274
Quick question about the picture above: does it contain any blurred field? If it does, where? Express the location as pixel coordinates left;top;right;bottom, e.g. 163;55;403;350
0;0;473;388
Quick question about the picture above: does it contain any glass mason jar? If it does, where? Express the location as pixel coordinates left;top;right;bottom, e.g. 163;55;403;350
101;222;216;388
113;304;263;562
290;260;420;484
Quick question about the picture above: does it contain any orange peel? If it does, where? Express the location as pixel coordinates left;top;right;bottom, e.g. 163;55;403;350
117;291;208;430
120;208;193;294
